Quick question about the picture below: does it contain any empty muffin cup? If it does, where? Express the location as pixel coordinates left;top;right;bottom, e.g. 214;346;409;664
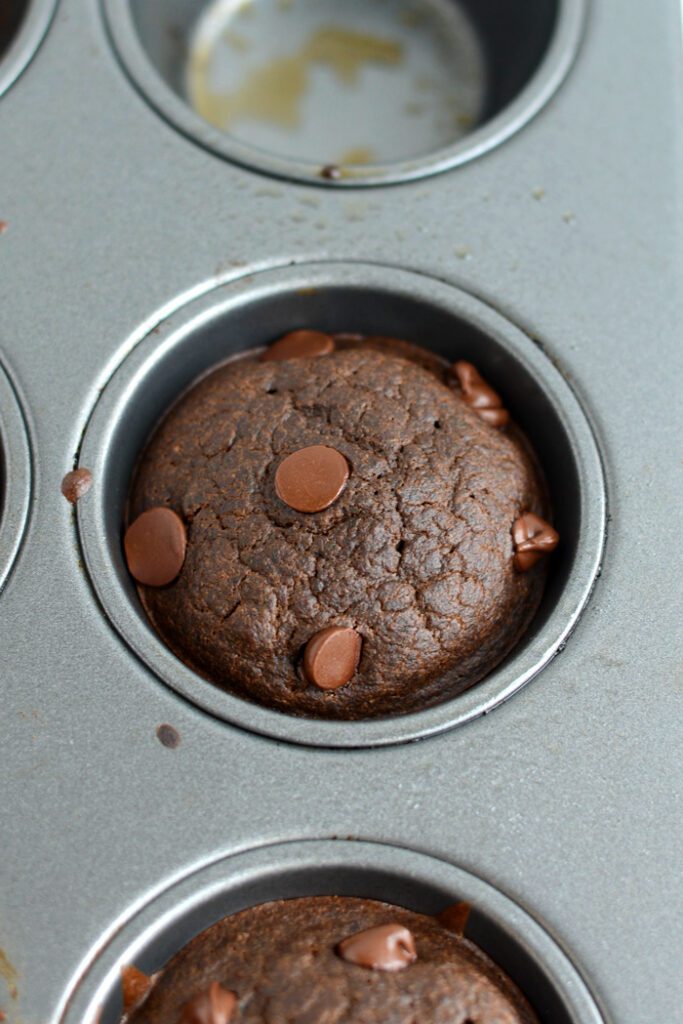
103;0;586;184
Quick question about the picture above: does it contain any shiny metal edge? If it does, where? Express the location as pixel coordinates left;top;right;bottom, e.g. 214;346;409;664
0;0;60;99
0;358;32;594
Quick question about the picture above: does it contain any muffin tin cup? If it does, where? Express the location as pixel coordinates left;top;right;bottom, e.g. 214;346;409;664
58;839;606;1024
102;0;587;185
0;0;59;98
0;359;31;594
77;261;606;748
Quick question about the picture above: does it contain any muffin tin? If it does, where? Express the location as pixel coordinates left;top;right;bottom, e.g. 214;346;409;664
1;1;681;1022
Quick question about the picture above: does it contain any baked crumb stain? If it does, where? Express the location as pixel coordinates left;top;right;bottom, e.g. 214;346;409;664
0;950;18;1000
189;26;403;132
338;146;376;165
0;222;7;235
156;723;181;749
223;29;250;52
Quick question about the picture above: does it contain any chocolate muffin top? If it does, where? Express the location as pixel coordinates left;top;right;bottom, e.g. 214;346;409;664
127;335;552;719
124;895;538;1024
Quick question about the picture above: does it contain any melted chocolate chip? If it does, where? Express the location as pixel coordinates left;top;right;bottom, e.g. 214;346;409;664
261;330;334;362
180;982;237;1024
124;507;187;587
337;923;417;972
275;445;349;513
512;512;559;571
437;901;471;935
303;626;362;690
61;468;93;504
120;965;156;1012
451;360;509;428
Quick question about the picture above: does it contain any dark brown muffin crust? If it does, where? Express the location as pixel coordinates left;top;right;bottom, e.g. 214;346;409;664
128;338;547;719
126;896;538;1024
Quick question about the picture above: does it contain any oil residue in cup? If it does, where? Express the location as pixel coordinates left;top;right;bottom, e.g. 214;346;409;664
190;26;404;133
186;0;485;166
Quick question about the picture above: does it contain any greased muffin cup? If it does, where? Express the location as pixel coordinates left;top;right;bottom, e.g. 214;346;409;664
1;3;681;1024
60;841;603;1024
77;263;605;747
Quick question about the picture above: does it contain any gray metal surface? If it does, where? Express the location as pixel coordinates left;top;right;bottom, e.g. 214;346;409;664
0;0;681;1023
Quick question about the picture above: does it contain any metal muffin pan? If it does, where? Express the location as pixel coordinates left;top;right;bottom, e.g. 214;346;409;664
0;0;59;98
0;359;31;593
1;0;681;1022
59;840;604;1024
78;261;605;747
103;0;586;184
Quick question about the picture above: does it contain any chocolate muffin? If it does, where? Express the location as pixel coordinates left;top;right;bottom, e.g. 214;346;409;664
122;895;538;1024
125;331;558;719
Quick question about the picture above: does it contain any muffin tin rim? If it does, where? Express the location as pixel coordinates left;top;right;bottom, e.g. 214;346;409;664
57;837;607;1024
101;0;588;187
0;357;32;595
76;260;607;749
0;0;60;99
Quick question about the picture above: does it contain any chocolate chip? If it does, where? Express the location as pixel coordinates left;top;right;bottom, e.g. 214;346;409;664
437;901;471;935
124;507;187;586
180;982;237;1024
303;626;362;690
337;923;417;972
61;468;93;504
275;445;349;513
261;330;334;362
451;360;509;428
156;723;181;749
120;965;156;1012
512;512;559;571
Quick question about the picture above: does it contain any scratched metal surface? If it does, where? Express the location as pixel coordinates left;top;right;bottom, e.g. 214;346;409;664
0;1;681;1023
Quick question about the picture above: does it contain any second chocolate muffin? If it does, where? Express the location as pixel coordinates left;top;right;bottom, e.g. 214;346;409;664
126;333;554;719
122;895;538;1024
